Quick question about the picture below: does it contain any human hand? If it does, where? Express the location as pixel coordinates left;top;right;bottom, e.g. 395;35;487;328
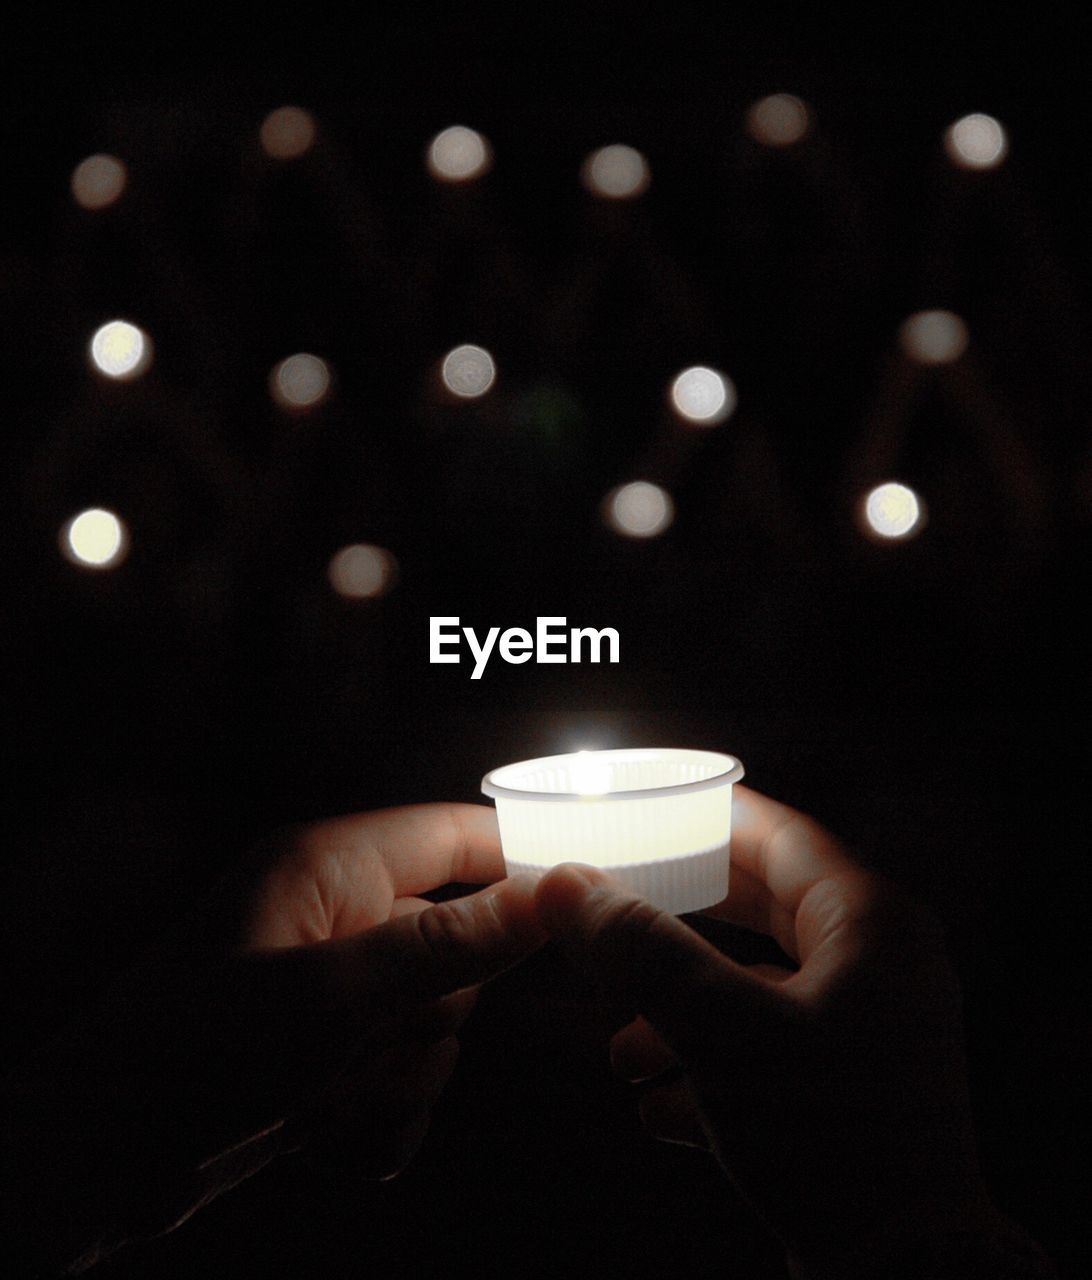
3;803;543;1274
534;785;1055;1278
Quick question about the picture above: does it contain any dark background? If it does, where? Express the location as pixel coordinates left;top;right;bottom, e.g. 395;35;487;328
4;8;1089;1276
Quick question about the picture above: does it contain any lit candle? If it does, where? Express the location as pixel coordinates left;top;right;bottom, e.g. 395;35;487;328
481;748;744;914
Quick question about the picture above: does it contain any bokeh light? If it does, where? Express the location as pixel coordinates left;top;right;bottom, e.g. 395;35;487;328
944;113;1007;169
899;310;969;365
604;481;675;539
61;508;128;569
441;344;496;398
328;544;399;599
71;154;127;210
427;125;492;182
746;94;811;147
260;106;317;160
270;353;332;410
670;366;737;425
89;320;151;380
861;482;923;540
580;145;650;199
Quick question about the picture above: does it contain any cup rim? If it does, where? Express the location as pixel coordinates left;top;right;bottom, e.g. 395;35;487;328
481;748;744;803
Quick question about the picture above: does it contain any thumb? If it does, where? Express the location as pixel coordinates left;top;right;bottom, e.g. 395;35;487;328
535;864;782;1063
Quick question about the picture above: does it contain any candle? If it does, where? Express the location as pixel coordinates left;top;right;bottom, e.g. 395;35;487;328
481;748;744;914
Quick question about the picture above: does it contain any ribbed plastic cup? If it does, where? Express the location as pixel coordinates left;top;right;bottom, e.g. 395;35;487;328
481;748;744;914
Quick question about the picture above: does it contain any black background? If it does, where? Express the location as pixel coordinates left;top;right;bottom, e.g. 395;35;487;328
4;8;1089;1276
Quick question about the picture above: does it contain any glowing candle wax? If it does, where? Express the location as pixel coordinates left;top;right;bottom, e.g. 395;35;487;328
482;748;744;914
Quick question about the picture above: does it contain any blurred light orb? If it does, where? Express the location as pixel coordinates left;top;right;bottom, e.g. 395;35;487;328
271;353;331;409
260;106;317;159
670;366;737;425
581;145;650;199
71;154;127;210
604;481;675;539
328;543;398;599
61;508;128;569
899;310;969;365
89;320;150;379
746;94;811;147
862;482;923;540
944;113;1007;169
441;344;496;398
427;125;492;182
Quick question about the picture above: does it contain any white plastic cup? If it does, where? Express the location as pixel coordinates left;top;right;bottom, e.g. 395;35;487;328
481;748;744;914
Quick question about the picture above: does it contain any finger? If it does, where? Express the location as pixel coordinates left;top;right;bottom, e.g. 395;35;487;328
699;862;801;960
323;874;546;1008
294;803;507;927
535;865;784;1064
704;786;877;964
638;1078;710;1150
727;785;861;913
611;1017;677;1082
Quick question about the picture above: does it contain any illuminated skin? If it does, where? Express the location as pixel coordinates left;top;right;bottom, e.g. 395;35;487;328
535;785;1056;1279
2;805;544;1275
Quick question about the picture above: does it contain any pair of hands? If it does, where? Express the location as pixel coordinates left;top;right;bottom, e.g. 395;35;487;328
3;788;1044;1277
